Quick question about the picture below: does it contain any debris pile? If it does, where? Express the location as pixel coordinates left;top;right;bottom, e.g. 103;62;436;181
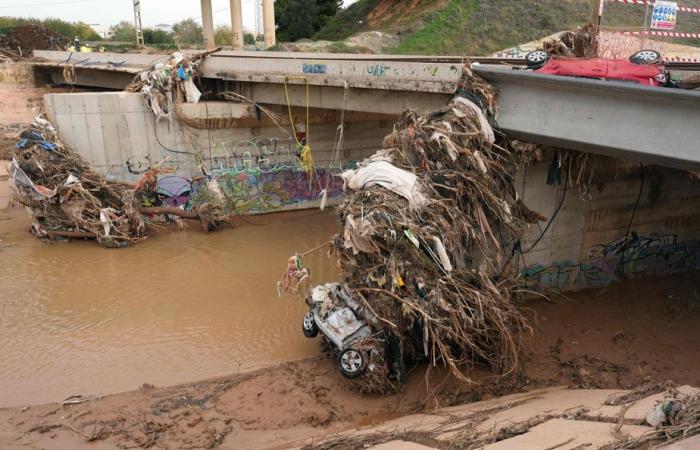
0;23;67;59
294;68;542;392
126;49;219;121
9;117;145;247
543;23;597;58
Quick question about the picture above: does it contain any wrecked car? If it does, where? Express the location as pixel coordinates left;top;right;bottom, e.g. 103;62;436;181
525;49;672;87
301;283;416;382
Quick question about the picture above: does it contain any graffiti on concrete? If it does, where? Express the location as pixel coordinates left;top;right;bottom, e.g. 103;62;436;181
209;137;300;174
216;168;343;214
522;232;700;290
302;63;327;74
367;64;391;77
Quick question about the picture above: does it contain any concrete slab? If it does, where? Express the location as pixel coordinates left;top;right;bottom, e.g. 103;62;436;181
584;385;700;424
437;387;623;440
658;435;700;449
370;441;438;450
482;418;652;450
0;161;10;209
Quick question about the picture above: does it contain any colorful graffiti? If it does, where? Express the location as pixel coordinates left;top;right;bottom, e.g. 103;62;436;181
209;137;300;174
216;168;343;214
522;233;700;290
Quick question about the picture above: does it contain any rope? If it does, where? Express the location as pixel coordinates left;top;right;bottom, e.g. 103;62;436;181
283;76;314;181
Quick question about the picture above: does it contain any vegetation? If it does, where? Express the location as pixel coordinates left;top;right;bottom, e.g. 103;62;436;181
0;16;100;40
214;25;255;47
172;18;203;46
316;0;700;56
275;0;343;42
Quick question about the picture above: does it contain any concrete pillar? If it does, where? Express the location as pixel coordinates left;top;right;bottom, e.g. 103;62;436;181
230;0;244;51
200;0;215;49
262;0;276;48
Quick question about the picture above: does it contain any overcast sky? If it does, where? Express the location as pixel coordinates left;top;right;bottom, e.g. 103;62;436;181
0;0;359;34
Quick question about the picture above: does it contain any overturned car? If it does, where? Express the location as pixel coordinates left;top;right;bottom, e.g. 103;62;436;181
302;283;419;384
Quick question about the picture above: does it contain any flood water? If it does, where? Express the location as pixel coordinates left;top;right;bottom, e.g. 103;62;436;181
0;208;339;407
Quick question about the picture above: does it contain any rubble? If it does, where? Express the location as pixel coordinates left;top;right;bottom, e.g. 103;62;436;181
543;23;597;58
288;67;544;392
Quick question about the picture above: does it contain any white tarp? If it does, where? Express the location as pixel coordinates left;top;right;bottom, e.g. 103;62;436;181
341;158;428;210
453;97;495;144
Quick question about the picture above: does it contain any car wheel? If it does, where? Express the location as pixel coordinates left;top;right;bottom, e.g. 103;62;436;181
630;50;661;65
338;348;366;379
525;50;548;68
302;312;318;338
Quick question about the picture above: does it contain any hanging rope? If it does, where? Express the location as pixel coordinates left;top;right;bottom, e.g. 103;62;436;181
283;76;314;181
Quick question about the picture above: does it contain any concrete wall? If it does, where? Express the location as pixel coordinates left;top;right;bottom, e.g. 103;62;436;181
518;161;700;291
44;91;392;212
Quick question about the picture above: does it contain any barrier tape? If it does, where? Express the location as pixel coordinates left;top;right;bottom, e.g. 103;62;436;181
609;0;700;15
617;30;700;38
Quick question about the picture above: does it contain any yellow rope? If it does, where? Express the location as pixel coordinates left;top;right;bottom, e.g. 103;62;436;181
283;76;314;178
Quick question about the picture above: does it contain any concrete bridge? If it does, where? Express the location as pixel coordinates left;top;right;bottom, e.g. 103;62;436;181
30;49;700;171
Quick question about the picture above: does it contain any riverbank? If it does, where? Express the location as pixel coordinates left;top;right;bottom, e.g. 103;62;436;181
1;270;698;449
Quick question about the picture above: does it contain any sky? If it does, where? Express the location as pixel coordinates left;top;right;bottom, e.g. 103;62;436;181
0;0;359;36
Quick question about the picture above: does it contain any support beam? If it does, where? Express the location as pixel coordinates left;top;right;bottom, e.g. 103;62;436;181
475;66;700;171
200;0;215;49
230;0;245;51
262;0;276;48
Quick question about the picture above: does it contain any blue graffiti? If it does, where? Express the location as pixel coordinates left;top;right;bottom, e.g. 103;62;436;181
302;63;327;74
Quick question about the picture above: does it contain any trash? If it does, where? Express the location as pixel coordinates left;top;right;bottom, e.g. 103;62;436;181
9;116;229;247
9;116;145;247
543;24;597;58
126;48;220;121
286;67;542;392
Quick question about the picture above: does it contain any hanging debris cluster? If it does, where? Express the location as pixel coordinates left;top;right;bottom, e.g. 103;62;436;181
126;49;219;121
543;23;597;58
295;68;544;392
9;117;145;247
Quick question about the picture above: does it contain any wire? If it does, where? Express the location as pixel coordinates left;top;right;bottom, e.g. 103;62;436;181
624;162;645;238
519;170;569;254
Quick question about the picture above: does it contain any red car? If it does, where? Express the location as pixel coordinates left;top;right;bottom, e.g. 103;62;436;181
524;49;669;87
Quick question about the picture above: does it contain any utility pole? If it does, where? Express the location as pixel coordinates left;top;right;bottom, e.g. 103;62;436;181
200;0;216;49
230;0;244;50
133;0;145;47
262;0;276;48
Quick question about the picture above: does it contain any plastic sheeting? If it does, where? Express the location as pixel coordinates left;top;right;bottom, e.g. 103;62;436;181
341;158;428;210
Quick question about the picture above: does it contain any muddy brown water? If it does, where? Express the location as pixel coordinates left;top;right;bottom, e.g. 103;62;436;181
0;208;339;407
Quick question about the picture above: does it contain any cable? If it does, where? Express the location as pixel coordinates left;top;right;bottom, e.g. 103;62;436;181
519;170;569;254
624;162;645;239
154;121;197;155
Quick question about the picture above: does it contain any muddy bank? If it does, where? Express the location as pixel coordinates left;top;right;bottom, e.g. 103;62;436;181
1;271;698;449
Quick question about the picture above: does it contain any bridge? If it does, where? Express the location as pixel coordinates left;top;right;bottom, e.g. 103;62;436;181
29;49;700;171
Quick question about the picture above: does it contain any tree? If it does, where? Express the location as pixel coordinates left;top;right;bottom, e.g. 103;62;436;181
143;28;174;45
109;21;136;43
172;18;203;46
275;0;342;42
214;25;231;46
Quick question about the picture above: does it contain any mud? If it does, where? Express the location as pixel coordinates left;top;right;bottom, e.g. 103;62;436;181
0;207;339;407
0;264;698;449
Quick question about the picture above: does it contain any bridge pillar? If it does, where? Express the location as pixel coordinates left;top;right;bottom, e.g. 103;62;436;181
230;0;244;50
200;0;215;49
263;0;276;48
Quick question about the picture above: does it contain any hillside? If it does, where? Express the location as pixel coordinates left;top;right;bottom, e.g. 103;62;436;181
317;0;700;55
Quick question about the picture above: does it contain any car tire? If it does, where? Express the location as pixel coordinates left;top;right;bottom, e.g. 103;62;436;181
630;50;661;65
302;312;318;338
525;50;548;68
338;348;366;379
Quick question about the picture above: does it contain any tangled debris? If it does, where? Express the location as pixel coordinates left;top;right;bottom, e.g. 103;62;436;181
9;117;229;247
9;117;145;247
604;389;700;449
290;68;543;392
543;23;597;58
126;49;219;121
